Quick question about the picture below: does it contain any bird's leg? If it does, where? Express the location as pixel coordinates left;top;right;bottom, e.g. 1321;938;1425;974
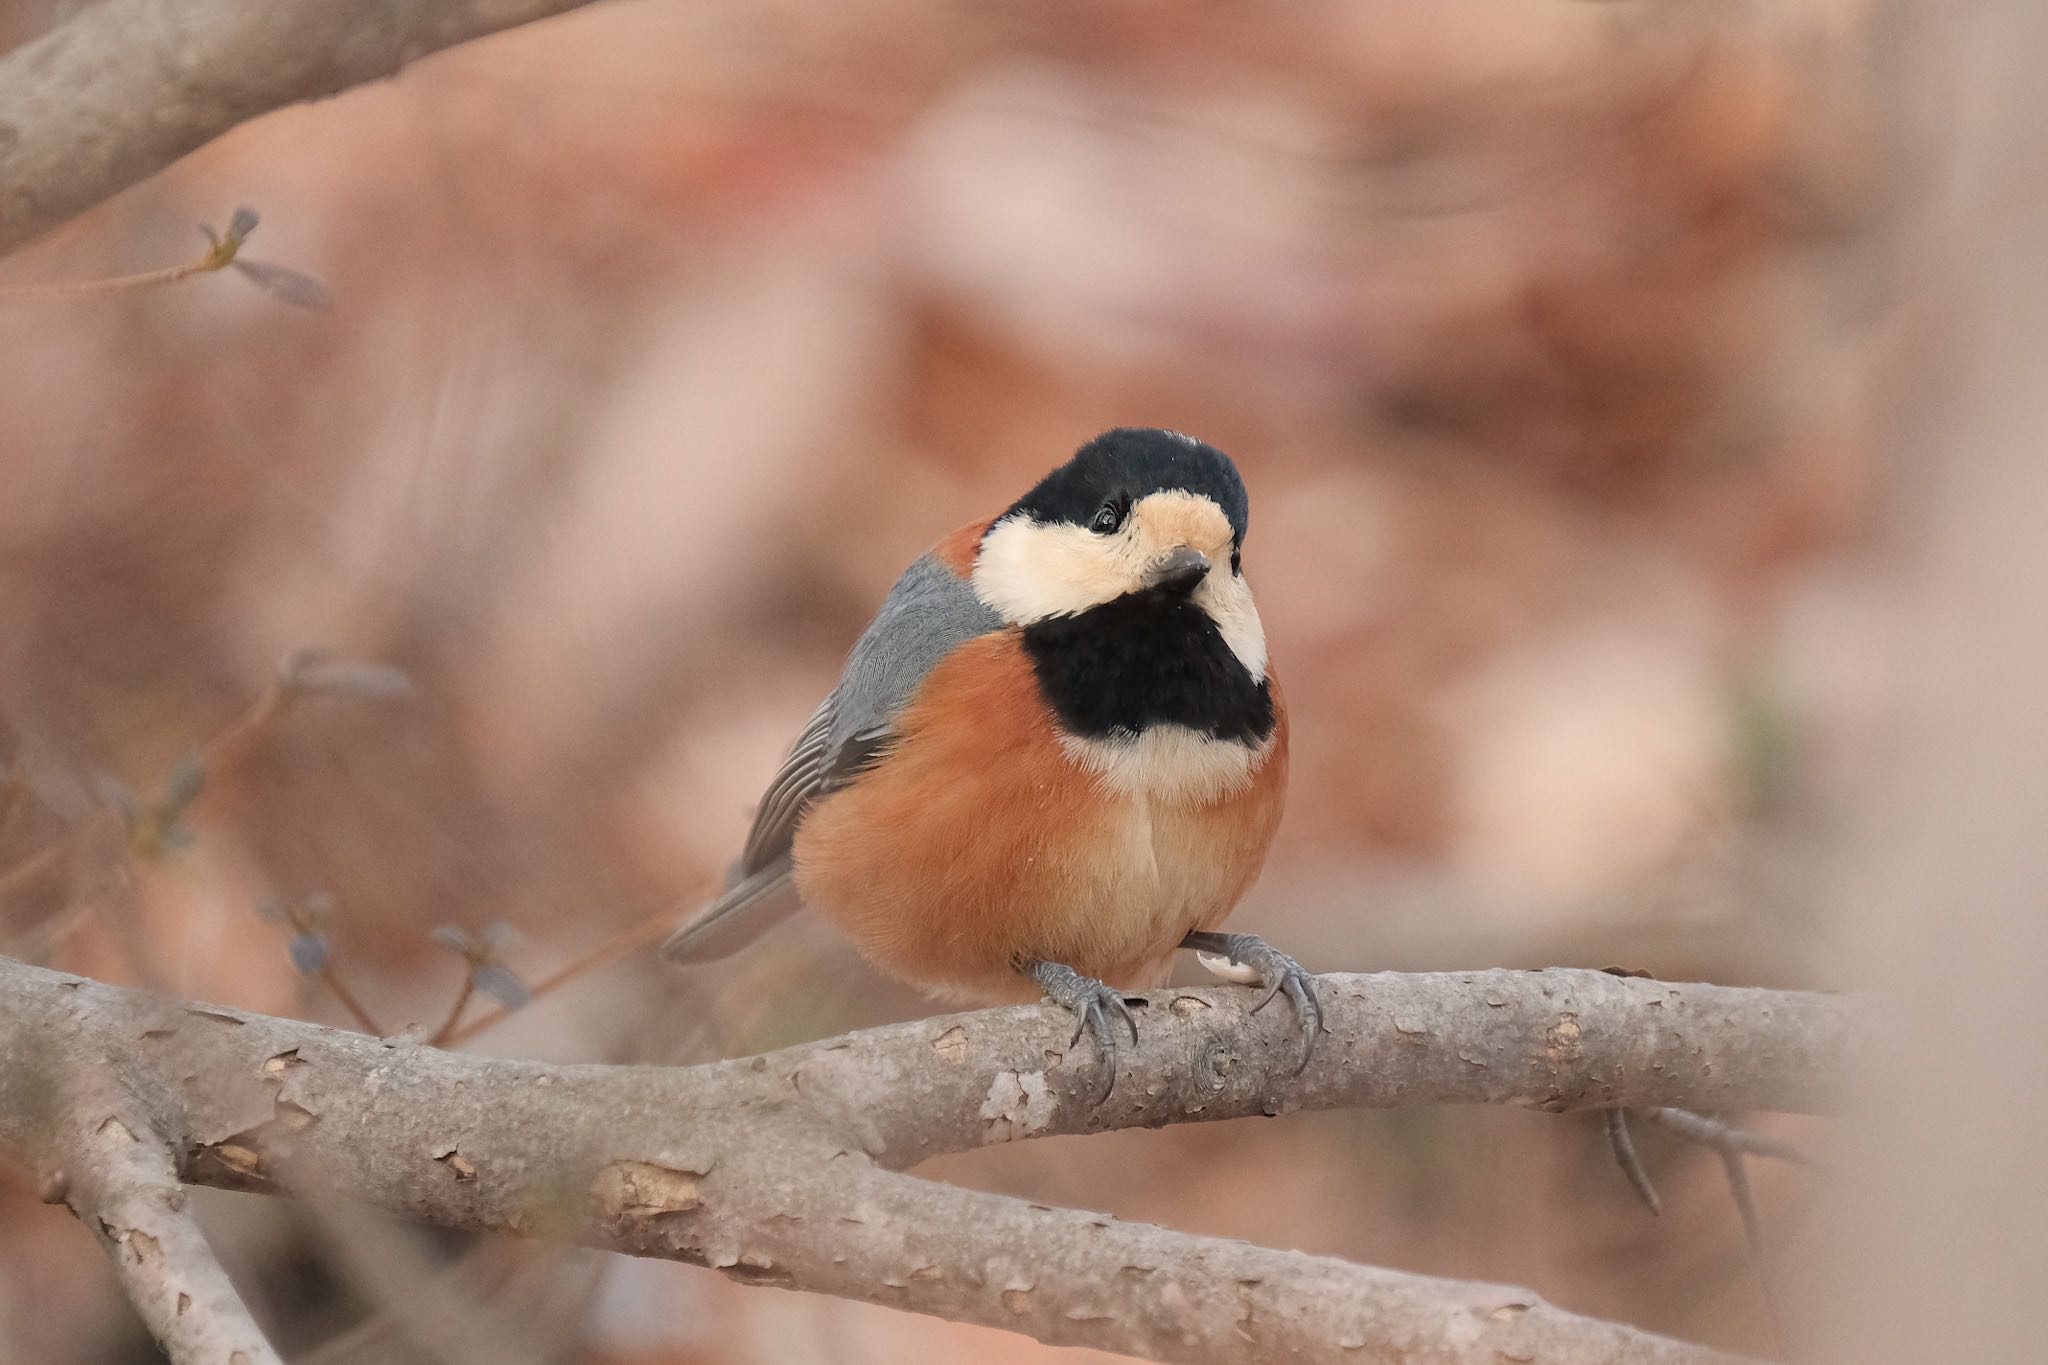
1021;958;1139;1105
1180;930;1323;1074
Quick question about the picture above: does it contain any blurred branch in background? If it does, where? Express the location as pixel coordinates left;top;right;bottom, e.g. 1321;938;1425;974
1816;2;2048;1361
0;649;410;998
0;0;616;257
0;956;1852;1365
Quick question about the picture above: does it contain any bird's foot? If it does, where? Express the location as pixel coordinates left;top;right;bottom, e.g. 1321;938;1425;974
1025;959;1138;1106
1182;931;1323;1074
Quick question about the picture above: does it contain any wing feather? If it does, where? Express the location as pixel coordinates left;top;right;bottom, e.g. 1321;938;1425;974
738;693;836;876
662;544;1002;965
663;694;834;963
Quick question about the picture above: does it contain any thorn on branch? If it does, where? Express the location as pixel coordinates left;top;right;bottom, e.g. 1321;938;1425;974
1644;1106;1821;1169
1712;1141;1782;1348
1603;1106;1818;1216
1607;1107;1817;1355
1604;1109;1662;1215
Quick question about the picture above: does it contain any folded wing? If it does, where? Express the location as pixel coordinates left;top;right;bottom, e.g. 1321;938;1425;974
661;547;1002;962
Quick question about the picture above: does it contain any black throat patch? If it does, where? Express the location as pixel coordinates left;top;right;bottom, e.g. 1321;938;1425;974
1019;588;1275;744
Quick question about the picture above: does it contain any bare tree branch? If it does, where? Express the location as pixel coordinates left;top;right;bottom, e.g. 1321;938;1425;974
0;1028;281;1364
0;0;617;257
0;954;1854;1363
65;1126;285;1365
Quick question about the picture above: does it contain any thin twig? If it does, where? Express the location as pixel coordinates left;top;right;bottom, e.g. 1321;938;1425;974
1;673;296;961
0;765;28;835
0;208;329;310
196;650;413;788
0;258;226;299
317;962;385;1036
5;893;99;963
197;679;291;772
0;837;68;902
427;975;475;1048
0;215;252;300
442;901;683;1047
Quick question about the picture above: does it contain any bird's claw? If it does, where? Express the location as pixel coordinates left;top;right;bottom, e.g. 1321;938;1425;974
1188;932;1323;1074
1029;960;1138;1105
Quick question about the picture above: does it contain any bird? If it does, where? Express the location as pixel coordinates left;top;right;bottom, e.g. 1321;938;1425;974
663;427;1317;1098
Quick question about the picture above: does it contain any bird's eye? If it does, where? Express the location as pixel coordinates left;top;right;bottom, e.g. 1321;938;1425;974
1089;495;1129;535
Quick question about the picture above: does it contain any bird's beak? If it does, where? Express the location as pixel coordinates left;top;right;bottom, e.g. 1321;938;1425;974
1142;545;1210;592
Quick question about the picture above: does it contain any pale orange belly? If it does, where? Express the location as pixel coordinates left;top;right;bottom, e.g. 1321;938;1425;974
796;785;1256;1001
789;633;1287;1004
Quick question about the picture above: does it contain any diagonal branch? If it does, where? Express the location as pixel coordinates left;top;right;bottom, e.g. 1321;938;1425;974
63;1119;285;1365
0;955;1855;1363
606;1158;1757;1364
0;1033;282;1364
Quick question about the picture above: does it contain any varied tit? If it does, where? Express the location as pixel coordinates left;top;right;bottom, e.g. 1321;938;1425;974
663;427;1317;1097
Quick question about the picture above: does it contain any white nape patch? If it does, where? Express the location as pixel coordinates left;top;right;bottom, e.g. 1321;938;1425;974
1061;724;1268;805
971;489;1270;683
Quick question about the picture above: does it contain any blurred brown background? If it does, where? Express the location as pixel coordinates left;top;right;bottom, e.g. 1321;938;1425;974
0;1;1918;1361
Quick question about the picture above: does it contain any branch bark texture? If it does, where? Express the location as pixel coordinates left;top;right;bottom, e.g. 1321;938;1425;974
0;956;1855;1364
0;0;614;256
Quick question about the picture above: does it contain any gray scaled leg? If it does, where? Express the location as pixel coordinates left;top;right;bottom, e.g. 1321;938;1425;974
1180;931;1323;1073
1022;958;1139;1105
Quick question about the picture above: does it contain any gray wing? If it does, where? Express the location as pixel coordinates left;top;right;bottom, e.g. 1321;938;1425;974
662;551;1001;963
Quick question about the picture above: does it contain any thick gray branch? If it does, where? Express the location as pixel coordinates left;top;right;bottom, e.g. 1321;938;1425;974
0;0;614;256
787;967;1854;1164
0;956;1852;1363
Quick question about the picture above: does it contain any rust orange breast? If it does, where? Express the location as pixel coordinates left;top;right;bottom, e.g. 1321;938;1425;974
791;630;1287;1003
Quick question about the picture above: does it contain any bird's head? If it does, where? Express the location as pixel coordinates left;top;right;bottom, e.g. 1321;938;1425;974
972;428;1266;679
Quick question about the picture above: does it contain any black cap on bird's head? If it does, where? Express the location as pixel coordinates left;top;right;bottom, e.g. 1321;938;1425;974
1002;428;1250;551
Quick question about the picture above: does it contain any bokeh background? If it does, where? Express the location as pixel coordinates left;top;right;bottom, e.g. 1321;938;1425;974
0;1;1943;1361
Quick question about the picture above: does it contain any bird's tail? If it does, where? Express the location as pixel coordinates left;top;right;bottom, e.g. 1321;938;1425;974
660;864;802;963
